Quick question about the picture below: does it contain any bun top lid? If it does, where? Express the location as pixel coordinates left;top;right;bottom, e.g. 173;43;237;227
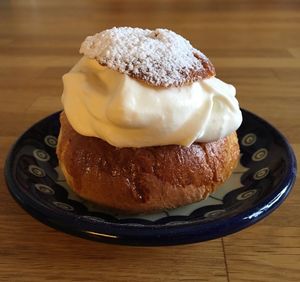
80;27;215;87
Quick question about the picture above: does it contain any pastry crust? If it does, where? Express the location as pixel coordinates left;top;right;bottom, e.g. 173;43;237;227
97;54;215;88
80;27;216;87
57;112;240;214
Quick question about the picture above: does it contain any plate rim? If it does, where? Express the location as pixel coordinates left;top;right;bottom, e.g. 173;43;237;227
4;109;297;246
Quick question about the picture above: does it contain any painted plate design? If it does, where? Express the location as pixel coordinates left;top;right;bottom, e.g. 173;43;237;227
5;109;297;245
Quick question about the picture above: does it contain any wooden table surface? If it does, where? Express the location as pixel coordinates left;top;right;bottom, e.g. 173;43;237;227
0;0;299;281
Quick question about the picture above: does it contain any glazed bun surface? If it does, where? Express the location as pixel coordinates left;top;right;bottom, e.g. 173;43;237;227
57;112;239;214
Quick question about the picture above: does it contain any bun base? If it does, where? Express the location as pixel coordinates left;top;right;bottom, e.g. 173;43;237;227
57;112;240;214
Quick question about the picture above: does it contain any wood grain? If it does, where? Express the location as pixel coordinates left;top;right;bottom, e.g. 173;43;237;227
0;0;299;281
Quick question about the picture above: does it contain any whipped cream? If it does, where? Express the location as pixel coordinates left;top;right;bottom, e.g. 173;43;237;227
62;57;242;148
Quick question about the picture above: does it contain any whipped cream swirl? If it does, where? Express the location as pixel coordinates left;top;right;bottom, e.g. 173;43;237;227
62;57;242;148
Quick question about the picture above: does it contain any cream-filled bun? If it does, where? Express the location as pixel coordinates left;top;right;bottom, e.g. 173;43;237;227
57;27;242;214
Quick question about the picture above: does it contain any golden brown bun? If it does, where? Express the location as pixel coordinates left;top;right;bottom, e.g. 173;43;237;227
80;28;215;88
57;112;240;214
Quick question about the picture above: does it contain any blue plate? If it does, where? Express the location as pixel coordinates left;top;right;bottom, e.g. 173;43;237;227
4;109;297;246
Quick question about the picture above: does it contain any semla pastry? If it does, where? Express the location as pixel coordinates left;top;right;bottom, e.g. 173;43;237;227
57;27;242;214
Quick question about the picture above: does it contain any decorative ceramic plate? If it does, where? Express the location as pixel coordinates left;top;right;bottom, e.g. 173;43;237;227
5;109;297;246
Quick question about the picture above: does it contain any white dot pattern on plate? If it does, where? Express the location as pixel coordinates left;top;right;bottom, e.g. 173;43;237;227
44;135;57;148
253;167;270;180
236;189;257;200
34;184;55;195
53;201;74;211
204;209;226;218
241;133;257;146
252;148;268;161
28;165;46;177
33;149;50;161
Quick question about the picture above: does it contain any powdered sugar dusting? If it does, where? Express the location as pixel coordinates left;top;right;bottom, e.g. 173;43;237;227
80;27;215;87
